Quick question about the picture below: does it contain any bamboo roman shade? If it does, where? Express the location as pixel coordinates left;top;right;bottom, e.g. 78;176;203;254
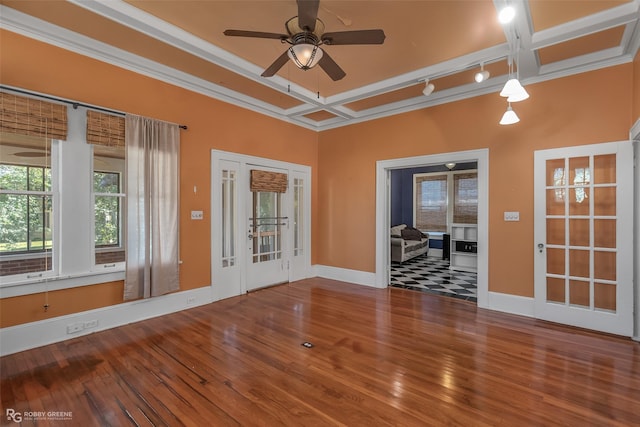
86;110;125;147
250;170;288;193
415;174;448;232
0;92;68;140
453;172;478;224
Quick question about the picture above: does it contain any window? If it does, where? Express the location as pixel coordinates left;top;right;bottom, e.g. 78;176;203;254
453;172;478;224
414;170;478;232
0;136;55;277
93;145;125;266
414;173;448;232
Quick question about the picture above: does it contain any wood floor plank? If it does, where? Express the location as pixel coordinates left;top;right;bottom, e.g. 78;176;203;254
2;278;640;426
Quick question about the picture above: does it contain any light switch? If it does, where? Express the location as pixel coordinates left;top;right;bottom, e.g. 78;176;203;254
191;210;204;220
504;211;520;221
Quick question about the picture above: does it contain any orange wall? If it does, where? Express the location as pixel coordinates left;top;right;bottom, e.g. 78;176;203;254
0;30;318;326
0;282;124;328
317;64;633;297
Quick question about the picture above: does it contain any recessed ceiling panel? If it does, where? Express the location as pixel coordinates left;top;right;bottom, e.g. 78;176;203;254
303;110;338;121
537;26;625;65
529;0;631;32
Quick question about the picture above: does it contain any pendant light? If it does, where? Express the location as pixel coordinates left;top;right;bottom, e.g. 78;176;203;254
500;41;529;102
499;103;520;125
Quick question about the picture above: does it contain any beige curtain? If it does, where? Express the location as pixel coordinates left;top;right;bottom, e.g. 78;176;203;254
124;114;180;301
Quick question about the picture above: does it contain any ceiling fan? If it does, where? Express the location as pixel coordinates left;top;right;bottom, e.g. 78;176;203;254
223;0;385;81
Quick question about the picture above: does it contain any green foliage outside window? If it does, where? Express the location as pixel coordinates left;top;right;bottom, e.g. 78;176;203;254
94;171;121;247
0;164;52;253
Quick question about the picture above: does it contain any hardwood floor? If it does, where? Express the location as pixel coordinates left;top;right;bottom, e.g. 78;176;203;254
2;278;640;426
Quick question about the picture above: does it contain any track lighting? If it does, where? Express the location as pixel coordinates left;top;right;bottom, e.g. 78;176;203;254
474;63;490;83
499;104;519;125
422;79;435;96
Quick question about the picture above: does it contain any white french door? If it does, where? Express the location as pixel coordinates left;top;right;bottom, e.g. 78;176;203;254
211;151;311;300
534;141;634;336
246;167;290;291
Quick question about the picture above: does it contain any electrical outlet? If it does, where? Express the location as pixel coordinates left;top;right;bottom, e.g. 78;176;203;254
191;210;204;220
84;319;99;329
66;323;84;334
504;211;520;221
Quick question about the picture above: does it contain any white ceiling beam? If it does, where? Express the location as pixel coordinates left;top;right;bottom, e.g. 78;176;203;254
530;1;639;50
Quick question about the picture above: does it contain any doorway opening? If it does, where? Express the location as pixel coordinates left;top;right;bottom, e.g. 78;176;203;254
375;149;489;309
388;161;478;303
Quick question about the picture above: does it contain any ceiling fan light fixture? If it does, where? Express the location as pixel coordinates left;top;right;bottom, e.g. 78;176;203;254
499;104;520;125
288;43;323;70
498;5;516;24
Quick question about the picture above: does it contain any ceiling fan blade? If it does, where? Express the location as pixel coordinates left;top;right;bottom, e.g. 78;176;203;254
297;0;320;32
322;29;386;45
261;50;291;77
318;51;346;81
224;29;287;40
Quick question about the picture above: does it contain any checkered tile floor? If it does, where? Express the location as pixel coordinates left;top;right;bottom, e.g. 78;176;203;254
390;255;477;303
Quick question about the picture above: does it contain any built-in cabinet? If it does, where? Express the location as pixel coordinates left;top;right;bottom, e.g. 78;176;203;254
450;224;477;272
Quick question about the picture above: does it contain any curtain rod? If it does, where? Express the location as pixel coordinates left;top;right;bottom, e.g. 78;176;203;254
0;85;188;130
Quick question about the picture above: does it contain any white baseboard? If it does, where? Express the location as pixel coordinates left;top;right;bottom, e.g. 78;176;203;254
313;265;379;288
487;291;535;318
0;286;214;357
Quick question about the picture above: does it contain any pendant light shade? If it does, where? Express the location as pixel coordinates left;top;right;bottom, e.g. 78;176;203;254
500;78;529;102
288;43;323;70
499;104;520;125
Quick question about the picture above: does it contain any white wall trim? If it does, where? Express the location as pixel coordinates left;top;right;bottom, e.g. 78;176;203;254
314;265;378;288
488;291;535;318
0;286;213;356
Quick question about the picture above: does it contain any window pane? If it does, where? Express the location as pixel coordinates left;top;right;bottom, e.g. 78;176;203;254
94;171;120;193
0;194;28;252
0;164;28;191
93;145;125;265
0;134;55;276
95;195;120;246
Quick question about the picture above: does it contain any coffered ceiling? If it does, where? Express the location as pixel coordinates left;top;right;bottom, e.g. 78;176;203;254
1;1;639;131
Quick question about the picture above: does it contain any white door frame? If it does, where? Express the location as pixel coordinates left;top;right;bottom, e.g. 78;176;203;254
533;141;634;337
375;149;489;308
630;120;640;342
211;150;312;300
